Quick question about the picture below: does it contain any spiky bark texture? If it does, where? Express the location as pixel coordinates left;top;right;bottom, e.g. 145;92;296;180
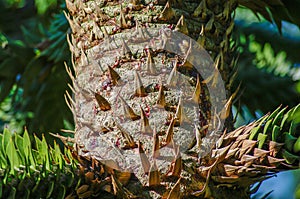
63;0;299;198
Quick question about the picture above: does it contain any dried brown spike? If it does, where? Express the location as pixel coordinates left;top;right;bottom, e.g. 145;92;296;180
119;95;140;121
167;59;178;87
146;50;157;75
160;1;175;21
138;141;151;174
175;15;188;35
95;93;111;111
172;154;182;177
115;121;137;149
167;178;181;199
156;83;166;108
134;71;147;97
175;96;184;125
152;129;160;159
192;75;201;104
148;160;160;186
165;118;175;146
119;6;128;29
120;37;132;57
65;0;77;15
107;65;121;85
195;124;202;149
80;48;88;66
220;84;240;119
167;146;182;177
140;105;153;134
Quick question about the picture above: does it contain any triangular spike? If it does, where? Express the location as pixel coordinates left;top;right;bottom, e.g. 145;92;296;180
148;160;160;186
160;1;175;21
121;37;132;57
175;15;188;35
175;96;184;125
156;83;166;108
152;129;160;159
95;92;111;111
192;75;201;103
167;59;178;87
65;0;77;14
138;141;151;174
195;124;202;149
92;21;103;39
167;178;181;199
220;83;240;119
80;48;88;66
115;121;137;149
119;6;128;29
107;65;121;85
165;117;175;146
119;95;140;121
140;105;153;134
171;149;182;177
134;71;147;97
146;50;157;75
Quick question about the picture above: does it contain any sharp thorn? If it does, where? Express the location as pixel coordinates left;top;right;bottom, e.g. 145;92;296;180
146;50;157;75
119;95;140;121
107;65;121;85
140;105;153;134
175;15;188;35
160;1;175;21
119;6;128;29
148;160;160;186
115;121;137;149
192;75;201;103
95;92;111;111
165;117;175;146
134;71;147;97
138;141;151;174
167;59;178;87
152;129;160;159
156;83;166;109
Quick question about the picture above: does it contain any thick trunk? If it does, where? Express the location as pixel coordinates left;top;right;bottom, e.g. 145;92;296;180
65;0;243;198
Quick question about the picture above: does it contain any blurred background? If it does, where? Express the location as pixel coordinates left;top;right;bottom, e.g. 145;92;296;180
0;0;299;198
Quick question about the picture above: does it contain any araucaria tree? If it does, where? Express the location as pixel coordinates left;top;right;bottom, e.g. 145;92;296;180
62;0;299;198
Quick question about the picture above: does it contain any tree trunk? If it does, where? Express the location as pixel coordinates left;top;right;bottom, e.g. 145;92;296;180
64;0;291;198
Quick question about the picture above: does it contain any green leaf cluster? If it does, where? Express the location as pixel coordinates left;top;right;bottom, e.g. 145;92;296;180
0;128;78;199
249;105;300;165
0;1;73;136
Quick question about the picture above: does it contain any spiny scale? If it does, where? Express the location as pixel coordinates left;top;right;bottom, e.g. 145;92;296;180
192;75;201;103
167;59;178;87
146;50;157;75
160;1;175;21
138;141;151;174
134;71;147;97
119;95;140;121
94;92;111;111
155;83;166;109
107;65;121;86
140;105;153;134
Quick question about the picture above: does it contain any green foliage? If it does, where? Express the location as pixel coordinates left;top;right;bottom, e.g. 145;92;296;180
35;0;58;15
238;0;300;32
0;1;73;136
233;11;300;117
0;128;78;198
249;105;300;165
